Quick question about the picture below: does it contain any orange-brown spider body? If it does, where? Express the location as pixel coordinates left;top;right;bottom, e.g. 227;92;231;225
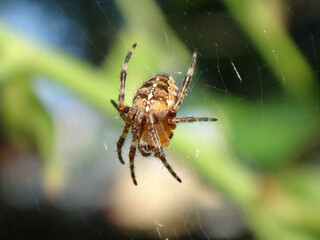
111;43;217;185
133;74;178;150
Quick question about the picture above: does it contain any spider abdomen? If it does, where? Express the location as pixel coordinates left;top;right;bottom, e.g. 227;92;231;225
133;74;178;119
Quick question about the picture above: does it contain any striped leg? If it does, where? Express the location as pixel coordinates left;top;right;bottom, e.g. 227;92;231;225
129;129;139;185
171;116;217;124
129;113;144;185
116;121;131;164
157;149;182;183
171;50;197;113
111;99;127;121
118;43;137;111
148;115;182;183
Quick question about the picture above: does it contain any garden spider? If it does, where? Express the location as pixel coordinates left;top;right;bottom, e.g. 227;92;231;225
111;43;217;185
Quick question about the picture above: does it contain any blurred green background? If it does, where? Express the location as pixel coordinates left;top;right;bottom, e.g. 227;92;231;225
0;0;319;239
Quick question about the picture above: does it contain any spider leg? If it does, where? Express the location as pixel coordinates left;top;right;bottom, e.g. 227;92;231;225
116;112;134;164
111;99;128;121
148;114;182;183
129;112;144;185
118;43;137;112
171;116;217;124
157;147;182;183
171;50;197;113
129;131;138;185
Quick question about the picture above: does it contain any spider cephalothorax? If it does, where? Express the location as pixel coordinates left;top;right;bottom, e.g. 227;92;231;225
111;43;217;185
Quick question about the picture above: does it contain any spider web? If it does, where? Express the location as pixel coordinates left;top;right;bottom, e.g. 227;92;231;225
0;0;319;240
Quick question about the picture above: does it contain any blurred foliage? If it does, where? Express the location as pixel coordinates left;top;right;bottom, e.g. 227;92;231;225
0;0;320;239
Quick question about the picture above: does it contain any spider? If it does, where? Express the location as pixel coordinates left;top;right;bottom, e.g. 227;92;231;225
111;43;217;185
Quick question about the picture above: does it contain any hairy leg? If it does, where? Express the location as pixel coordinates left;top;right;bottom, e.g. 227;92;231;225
118;43;137;111
148;114;182;183
171;50;197;113
171;116;217;124
129;112;144;185
116;121;131;164
111;99;128;121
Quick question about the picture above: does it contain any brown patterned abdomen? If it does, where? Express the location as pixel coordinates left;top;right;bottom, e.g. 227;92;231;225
133;74;178;119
